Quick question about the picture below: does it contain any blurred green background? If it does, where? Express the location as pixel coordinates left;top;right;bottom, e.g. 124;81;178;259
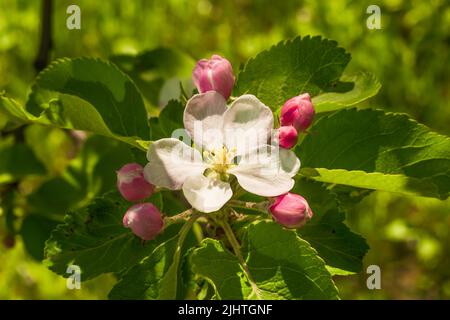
0;0;449;299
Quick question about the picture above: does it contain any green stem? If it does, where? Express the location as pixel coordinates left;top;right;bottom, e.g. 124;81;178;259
179;81;189;103
228;200;269;215
163;208;193;227
220;219;262;300
160;213;200;299
233;187;246;199
174;214;197;254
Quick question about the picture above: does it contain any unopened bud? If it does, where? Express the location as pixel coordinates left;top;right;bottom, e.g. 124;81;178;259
280;93;315;132
278;126;298;149
123;203;164;240
192;54;235;100
269;193;313;228
117;163;155;202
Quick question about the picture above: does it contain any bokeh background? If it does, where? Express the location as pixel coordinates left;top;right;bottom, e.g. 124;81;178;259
0;0;449;299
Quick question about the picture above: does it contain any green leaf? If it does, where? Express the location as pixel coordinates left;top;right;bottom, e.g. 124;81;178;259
158;218;196;299
159;190;190;216
300;168;441;198
191;221;339;300
158;100;185;137
179;247;199;299
235;36;350;109
44;191;179;281
108;236;179;299
292;178;369;275
0;95;34;125
327;184;373;212
108;221;197;300
312;72;381;113
148;117;166;141
24;125;74;175
147;99;187;142
27;178;85;216
298;108;450;199
0;137;46;184
191;238;251;299
129;48;194;78
27;136;134;215
20;215;58;261
0;58;151;149
111;48;194;114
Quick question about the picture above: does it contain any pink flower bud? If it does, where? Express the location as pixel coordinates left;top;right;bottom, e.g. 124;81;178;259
280;93;315;132
117;163;155;202
278;126;298;149
269;193;313;228
192;54;235;99
123;203;164;240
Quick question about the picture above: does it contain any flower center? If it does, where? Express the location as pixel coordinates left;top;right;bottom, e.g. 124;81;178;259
203;146;236;174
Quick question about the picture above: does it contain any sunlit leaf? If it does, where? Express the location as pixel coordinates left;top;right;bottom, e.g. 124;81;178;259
235;36;351;110
298;108;450;199
44;191;181;280
293;178;369;275
191;221;339;299
0;58;151;149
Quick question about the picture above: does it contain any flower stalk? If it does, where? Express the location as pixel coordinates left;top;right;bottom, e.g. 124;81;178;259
228;200;269;214
220;216;262;300
163;209;207;227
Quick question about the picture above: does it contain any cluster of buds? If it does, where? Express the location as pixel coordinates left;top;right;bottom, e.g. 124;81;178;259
192;55;315;229
271;94;315;227
192;55;315;151
119;55;316;240
277;93;315;150
117;163;163;240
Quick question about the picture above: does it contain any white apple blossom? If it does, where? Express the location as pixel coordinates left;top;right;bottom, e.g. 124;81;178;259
144;91;300;213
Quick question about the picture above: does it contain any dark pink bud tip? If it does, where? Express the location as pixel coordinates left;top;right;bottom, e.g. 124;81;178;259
117;163;155;202
278;126;298;149
192;54;235;100
123;203;164;240
280;93;315;132
269;193;313;228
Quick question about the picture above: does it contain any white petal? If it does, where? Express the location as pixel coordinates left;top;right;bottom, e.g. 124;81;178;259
183;91;227;150
144;138;208;190
228;145;300;197
222;94;273;155
279;147;301;176
182;175;232;213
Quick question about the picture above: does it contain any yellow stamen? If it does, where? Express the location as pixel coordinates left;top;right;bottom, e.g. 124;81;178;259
204;146;236;175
